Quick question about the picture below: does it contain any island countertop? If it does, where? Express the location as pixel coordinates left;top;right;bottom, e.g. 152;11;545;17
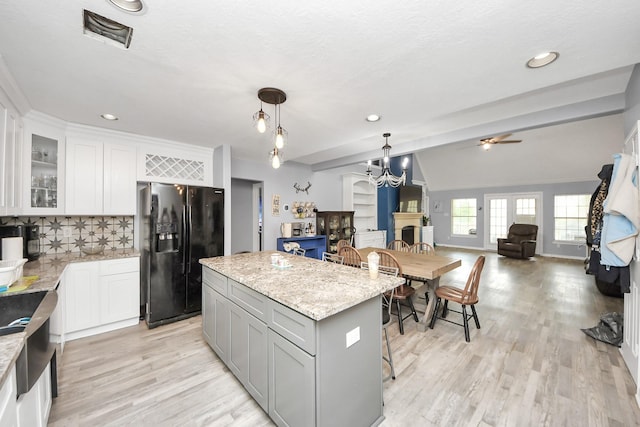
200;251;404;321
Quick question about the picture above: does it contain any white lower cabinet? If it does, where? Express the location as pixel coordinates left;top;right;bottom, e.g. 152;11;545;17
16;362;51;427
57;257;140;343
0;366;17;427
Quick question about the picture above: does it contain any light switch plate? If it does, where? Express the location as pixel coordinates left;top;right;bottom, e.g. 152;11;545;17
346;326;360;348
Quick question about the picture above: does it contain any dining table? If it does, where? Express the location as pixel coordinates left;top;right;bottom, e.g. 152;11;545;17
359;247;462;332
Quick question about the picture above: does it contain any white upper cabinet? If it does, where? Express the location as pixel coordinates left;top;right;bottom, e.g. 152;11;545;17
22;113;66;215
65;137;103;214
0;90;23;216
103;142;136;215
65;129;136;215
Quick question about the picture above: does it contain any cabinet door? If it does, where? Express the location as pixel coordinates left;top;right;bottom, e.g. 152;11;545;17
211;289;230;363
65;138;103;214
202;283;216;347
64;262;101;333
268;329;315;427
3;109;22;215
104;142;136;215
49;275;66;349
229;302;268;411
99;271;140;325
0;366;17;427
23;116;66;215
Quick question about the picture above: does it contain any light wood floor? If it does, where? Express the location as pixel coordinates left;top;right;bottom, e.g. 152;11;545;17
48;248;640;426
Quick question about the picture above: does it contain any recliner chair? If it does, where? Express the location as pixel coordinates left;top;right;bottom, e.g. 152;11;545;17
497;224;538;259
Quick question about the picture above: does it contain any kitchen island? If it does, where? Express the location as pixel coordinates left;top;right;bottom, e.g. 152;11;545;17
200;251;404;427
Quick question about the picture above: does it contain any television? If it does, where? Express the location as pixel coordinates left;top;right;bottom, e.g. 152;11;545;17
398;185;422;213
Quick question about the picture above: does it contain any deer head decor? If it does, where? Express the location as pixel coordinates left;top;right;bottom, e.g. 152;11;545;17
293;181;312;194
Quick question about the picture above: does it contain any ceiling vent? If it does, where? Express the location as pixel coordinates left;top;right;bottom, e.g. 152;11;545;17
83;10;133;49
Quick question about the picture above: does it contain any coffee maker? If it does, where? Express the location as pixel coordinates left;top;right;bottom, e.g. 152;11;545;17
0;225;40;261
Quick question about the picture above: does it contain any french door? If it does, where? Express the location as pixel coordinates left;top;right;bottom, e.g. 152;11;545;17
484;192;543;253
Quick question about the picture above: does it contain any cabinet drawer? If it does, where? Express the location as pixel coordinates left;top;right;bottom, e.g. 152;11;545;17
99;257;139;275
267;299;316;355
228;280;267;322
203;267;227;296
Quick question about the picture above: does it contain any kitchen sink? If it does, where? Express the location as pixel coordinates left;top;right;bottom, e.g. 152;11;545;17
0;290;58;396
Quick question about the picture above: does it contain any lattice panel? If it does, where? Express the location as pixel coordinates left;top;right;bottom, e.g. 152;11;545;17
145;154;205;182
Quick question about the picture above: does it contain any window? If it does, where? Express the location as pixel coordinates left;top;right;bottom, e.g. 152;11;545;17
451;198;477;235
554;194;590;242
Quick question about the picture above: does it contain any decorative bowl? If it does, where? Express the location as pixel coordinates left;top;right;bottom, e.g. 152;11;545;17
81;246;104;255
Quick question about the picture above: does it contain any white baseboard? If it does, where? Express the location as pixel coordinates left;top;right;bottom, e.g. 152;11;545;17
436;243;585;261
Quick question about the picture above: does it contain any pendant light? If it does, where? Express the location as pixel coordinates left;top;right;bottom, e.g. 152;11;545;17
254;88;288;168
253;101;270;133
366;133;409;187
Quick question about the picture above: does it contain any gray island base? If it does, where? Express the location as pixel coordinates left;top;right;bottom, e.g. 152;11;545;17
200;251;404;427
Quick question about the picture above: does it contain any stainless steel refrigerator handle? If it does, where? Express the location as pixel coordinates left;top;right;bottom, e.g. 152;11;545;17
187;205;192;274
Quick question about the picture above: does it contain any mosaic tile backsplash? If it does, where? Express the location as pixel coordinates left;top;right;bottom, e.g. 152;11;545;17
0;216;134;255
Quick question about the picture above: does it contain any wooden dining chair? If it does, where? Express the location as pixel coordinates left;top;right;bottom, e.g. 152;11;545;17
429;255;485;342
407;242;436;291
387;240;410;252
338;246;363;268
322;252;344;264
409;242;435;255
378;250;419;334
336;239;351;253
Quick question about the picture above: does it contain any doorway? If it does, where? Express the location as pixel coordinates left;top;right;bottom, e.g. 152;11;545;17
230;178;263;253
484;192;543;253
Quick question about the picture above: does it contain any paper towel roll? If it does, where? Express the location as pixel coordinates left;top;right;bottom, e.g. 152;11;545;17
2;237;23;261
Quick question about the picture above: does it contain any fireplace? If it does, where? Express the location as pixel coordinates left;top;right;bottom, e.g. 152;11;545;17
402;226;416;245
392;213;422;244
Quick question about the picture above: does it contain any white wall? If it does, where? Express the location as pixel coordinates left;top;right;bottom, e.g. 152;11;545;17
230;178;255;253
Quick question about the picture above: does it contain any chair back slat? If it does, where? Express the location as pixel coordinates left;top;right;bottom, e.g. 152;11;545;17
461;255;485;303
338;246;363;267
409;242;435;255
387;240;409;251
336;239;351;253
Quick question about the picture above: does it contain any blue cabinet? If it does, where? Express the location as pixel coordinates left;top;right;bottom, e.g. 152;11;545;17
276;236;327;260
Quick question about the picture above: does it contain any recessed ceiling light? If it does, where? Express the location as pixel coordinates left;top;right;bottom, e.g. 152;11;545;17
101;113;118;121
366;114;381;122
108;0;143;13
526;51;559;68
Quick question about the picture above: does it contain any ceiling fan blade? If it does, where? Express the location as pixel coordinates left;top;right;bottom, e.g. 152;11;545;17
491;133;512;142
495;140;522;144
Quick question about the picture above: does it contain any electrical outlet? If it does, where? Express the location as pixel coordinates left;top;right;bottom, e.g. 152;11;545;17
63;226;71;238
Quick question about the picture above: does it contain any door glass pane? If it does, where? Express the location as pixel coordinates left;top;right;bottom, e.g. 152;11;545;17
30;134;58;208
515;197;536;224
489;199;507;244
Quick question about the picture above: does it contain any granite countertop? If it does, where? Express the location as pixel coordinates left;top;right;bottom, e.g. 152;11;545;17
0;248;140;390
200;251;405;321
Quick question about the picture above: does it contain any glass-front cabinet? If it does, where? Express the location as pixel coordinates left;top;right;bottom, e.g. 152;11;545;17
23;116;65;214
316;211;355;253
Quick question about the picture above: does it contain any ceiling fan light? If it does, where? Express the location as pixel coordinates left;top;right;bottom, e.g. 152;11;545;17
483;143;491;151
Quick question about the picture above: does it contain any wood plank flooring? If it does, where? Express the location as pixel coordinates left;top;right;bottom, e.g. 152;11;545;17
48;248;640;426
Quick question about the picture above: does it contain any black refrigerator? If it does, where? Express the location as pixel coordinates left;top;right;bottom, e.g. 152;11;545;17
140;183;224;328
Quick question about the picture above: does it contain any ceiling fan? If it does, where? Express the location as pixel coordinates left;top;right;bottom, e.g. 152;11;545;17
479;133;522;150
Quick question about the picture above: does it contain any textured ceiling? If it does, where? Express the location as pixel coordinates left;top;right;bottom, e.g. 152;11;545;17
0;1;639;171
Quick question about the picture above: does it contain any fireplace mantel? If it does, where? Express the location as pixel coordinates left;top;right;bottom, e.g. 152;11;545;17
393;212;423;244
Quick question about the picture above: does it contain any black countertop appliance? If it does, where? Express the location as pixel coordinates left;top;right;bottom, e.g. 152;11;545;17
0;224;40;261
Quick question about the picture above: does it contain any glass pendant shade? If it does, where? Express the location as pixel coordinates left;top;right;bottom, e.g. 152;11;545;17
270;148;282;169
274;125;287;149
253;108;270;133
